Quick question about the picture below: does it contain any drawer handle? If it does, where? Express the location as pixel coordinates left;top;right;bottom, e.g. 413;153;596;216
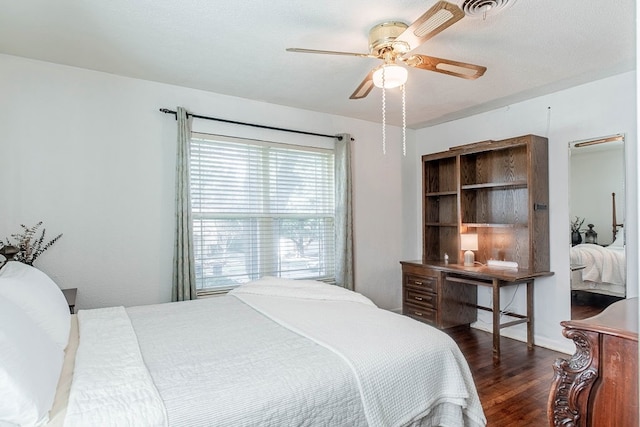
414;296;424;301
414;311;423;316
414;281;423;285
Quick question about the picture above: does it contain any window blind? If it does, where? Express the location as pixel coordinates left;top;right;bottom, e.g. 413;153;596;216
190;135;335;292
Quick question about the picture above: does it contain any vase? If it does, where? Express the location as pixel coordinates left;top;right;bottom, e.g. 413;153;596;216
571;231;582;246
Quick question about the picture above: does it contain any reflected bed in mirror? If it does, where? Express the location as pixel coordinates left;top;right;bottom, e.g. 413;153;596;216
569;134;626;319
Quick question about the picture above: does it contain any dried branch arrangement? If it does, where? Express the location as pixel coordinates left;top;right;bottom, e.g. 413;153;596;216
570;216;585;233
1;222;63;265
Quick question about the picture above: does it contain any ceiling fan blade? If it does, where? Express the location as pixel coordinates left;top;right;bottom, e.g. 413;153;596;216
349;70;375;99
404;54;486;79
286;48;374;58
395;1;465;50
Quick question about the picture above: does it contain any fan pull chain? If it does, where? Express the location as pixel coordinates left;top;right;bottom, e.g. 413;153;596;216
381;67;386;155
401;83;406;157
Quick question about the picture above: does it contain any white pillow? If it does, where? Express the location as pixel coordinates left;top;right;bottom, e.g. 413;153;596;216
0;295;64;426
0;262;71;350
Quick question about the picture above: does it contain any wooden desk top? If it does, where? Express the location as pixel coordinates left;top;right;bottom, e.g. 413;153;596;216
562;297;638;341
400;260;554;282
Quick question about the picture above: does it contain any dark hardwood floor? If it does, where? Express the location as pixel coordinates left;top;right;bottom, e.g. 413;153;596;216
440;292;621;425
571;290;623;320
447;327;571;427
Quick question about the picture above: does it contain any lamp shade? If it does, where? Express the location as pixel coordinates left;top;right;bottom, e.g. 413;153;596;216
460;233;478;251
372;64;408;89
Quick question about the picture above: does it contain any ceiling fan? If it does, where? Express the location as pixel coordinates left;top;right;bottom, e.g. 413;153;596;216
286;1;487;99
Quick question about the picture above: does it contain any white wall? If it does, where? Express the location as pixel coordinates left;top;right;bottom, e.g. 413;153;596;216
0;54;410;311
410;71;637;353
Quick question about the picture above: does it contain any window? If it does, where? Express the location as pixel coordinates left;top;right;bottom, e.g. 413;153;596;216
190;134;335;294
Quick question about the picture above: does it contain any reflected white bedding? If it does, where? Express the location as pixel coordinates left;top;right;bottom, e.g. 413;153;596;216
61;278;486;426
570;244;625;287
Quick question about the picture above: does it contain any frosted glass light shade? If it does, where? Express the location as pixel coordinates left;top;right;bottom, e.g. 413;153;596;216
372;64;408;89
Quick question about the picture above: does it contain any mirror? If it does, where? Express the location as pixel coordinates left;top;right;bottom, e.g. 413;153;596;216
568;134;626;319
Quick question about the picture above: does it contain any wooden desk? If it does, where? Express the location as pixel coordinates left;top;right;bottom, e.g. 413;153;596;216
401;260;553;362
548;298;638;427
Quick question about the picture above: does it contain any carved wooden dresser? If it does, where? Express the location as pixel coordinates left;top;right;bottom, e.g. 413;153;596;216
548;298;638;426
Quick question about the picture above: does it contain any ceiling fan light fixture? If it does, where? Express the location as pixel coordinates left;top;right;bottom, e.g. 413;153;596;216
372;64;408;89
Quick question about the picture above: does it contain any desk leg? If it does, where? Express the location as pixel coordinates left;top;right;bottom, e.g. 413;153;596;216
492;278;500;362
526;280;534;350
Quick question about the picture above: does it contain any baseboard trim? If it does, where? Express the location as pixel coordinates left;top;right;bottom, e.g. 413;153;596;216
470;323;573;355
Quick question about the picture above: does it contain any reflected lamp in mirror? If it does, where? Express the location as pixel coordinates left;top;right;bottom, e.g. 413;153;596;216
461;234;478;266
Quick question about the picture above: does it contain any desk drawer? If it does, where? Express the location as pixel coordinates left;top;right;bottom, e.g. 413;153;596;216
405;289;436;309
404;303;436;324
405;275;437;293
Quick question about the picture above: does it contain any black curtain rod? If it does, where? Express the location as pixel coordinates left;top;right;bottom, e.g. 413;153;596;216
159;108;344;140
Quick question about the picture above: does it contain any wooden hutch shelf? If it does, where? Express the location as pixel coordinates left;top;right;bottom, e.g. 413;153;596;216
425;190;458;196
462;223;529;228
419;134;550;268
460;180;528;190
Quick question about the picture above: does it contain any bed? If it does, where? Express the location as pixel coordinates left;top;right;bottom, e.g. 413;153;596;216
0;261;486;427
570;228;626;297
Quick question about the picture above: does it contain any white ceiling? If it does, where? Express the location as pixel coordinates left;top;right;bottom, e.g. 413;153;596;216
0;0;635;128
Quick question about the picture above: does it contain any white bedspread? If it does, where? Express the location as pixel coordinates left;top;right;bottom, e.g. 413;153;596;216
126;296;366;426
570;244;626;286
64;278;486;426
64;307;168;427
231;277;486;427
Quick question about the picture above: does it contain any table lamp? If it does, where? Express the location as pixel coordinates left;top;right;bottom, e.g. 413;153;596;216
461;234;478;266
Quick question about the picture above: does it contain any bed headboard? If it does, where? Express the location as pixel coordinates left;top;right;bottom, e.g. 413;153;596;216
612;192;624;241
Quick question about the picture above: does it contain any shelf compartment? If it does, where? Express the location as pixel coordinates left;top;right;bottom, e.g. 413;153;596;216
475;227;531;269
424;157;457;194
461;187;528;226
424;193;458;225
424;225;459;263
460;144;528;187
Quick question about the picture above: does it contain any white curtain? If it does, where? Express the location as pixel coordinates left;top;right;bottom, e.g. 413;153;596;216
334;133;354;290
172;107;197;301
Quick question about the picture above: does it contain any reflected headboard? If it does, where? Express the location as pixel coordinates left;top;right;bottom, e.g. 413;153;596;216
612;192;624;242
